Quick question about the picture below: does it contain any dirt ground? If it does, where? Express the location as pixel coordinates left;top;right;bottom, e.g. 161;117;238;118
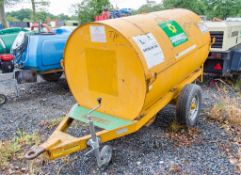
0;74;240;175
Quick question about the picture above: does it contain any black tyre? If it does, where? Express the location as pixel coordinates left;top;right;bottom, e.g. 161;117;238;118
40;72;63;82
0;94;7;107
176;84;202;127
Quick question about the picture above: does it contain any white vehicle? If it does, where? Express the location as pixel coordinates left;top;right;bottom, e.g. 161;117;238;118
204;20;241;76
226;17;241;22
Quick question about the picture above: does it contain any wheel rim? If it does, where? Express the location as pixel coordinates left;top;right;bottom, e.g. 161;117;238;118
189;95;199;122
100;145;112;167
0;94;6;106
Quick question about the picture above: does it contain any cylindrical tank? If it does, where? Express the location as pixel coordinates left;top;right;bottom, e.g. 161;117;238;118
0;27;28;35
64;9;210;120
0;34;19;53
0;28;29;54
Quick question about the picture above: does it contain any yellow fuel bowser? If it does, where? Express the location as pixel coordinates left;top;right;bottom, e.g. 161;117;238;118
25;9;210;167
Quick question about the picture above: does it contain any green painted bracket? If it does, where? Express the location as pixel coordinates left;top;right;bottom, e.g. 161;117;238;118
69;104;134;130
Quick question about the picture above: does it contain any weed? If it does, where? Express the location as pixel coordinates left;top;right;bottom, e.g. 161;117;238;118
169;163;182;174
0;140;20;169
168;120;201;147
0;131;40;170
168;127;201;147
169;120;185;133
207;78;241;125
233;78;241;92
40;116;65;129
16;129;40;147
208;96;241;125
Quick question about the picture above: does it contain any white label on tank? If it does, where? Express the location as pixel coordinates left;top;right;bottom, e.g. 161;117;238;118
133;33;165;69
116;128;128;135
90;26;106;43
176;44;197;59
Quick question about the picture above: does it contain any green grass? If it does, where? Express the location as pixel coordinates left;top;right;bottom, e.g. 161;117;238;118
0;130;40;170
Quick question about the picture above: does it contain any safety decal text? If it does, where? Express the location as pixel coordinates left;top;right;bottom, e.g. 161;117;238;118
159;20;188;47
133;33;165;69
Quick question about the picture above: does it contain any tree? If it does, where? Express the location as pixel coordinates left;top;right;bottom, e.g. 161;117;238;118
58;13;70;21
205;0;241;19
73;0;110;24
6;8;59;22
0;0;22;28
6;15;19;22
30;0;49;21
162;0;241;19
35;11;55;22
0;0;8;28
6;8;32;21
163;0;207;15
135;3;163;14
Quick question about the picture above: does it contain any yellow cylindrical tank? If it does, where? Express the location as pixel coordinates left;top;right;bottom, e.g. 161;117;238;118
64;9;210;120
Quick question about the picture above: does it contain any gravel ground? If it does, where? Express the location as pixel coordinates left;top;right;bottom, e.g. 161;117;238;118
0;73;240;175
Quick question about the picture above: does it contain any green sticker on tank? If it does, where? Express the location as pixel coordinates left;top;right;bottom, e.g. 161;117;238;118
159;20;188;47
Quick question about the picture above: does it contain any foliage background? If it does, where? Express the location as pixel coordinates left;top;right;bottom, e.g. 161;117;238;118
1;0;241;26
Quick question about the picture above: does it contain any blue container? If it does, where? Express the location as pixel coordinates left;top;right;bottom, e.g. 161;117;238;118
22;33;70;72
13;28;73;73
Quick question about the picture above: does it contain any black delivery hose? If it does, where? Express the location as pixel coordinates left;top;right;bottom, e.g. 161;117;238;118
0;94;7;107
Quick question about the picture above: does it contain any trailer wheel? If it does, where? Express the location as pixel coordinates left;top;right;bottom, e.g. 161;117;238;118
99;145;112;168
176;84;202;127
40;72;63;82
0;94;7;107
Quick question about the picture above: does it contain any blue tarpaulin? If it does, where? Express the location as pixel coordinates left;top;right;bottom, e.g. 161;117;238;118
0;22;30;30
